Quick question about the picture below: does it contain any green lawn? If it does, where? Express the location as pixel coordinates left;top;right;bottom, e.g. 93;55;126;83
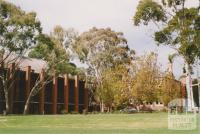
0;113;199;134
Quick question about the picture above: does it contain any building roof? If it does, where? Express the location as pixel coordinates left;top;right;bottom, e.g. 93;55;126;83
18;57;47;73
4;54;47;73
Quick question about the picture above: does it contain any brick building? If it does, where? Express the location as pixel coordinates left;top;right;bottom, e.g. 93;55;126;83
0;58;88;114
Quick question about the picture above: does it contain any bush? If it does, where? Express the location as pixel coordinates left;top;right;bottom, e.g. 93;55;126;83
60;109;68;114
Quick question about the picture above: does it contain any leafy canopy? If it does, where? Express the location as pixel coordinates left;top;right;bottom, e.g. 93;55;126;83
0;0;41;58
134;0;200;65
73;27;131;70
29;26;78;75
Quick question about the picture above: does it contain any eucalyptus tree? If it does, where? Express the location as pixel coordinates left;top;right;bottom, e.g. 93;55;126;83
72;27;132;112
0;0;41;114
25;26;79;114
29;26;79;75
98;64;134;112
0;0;41;64
132;52;162;103
134;0;200;110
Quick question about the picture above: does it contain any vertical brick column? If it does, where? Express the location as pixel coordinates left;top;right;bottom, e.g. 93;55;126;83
181;83;186;112
52;75;57;114
84;86;88;111
25;66;31;114
181;84;186;99
39;69;45;114
74;75;79;112
64;74;69;113
9;63;15;114
14;69;19;114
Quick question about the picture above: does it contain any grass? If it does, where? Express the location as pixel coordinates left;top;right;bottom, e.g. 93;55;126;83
0;113;199;134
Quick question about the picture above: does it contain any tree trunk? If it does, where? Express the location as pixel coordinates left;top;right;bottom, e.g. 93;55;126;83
2;67;14;115
3;79;10;115
109;105;112;113
107;107;110;113
23;93;32;115
1;72;10;115
100;101;104;113
5;91;9;114
168;62;173;75
185;63;194;111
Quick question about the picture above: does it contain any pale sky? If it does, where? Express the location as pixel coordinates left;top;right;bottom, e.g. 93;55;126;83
6;0;198;78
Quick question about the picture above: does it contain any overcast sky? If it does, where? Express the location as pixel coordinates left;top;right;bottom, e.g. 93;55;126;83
7;0;198;78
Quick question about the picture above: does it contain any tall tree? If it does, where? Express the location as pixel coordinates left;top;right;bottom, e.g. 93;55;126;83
72;27;132;112
160;74;182;106
29;26;79;75
132;52;161;103
24;26;79;114
134;0;200;110
97;64;133;112
0;0;41;114
0;0;41;64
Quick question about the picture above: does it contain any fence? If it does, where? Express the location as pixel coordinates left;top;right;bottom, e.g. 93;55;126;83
0;63;88;114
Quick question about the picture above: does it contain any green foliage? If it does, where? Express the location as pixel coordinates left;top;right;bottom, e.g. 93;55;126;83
134;0;166;26
131;52;181;105
160;74;181;105
28;34;54;59
72;27;129;66
72;27;133;111
0;0;41;56
72;27;132;81
97;65;132;109
73;28;134;109
134;0;200;65
162;0;186;7
29;26;78;75
132;52;161;103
